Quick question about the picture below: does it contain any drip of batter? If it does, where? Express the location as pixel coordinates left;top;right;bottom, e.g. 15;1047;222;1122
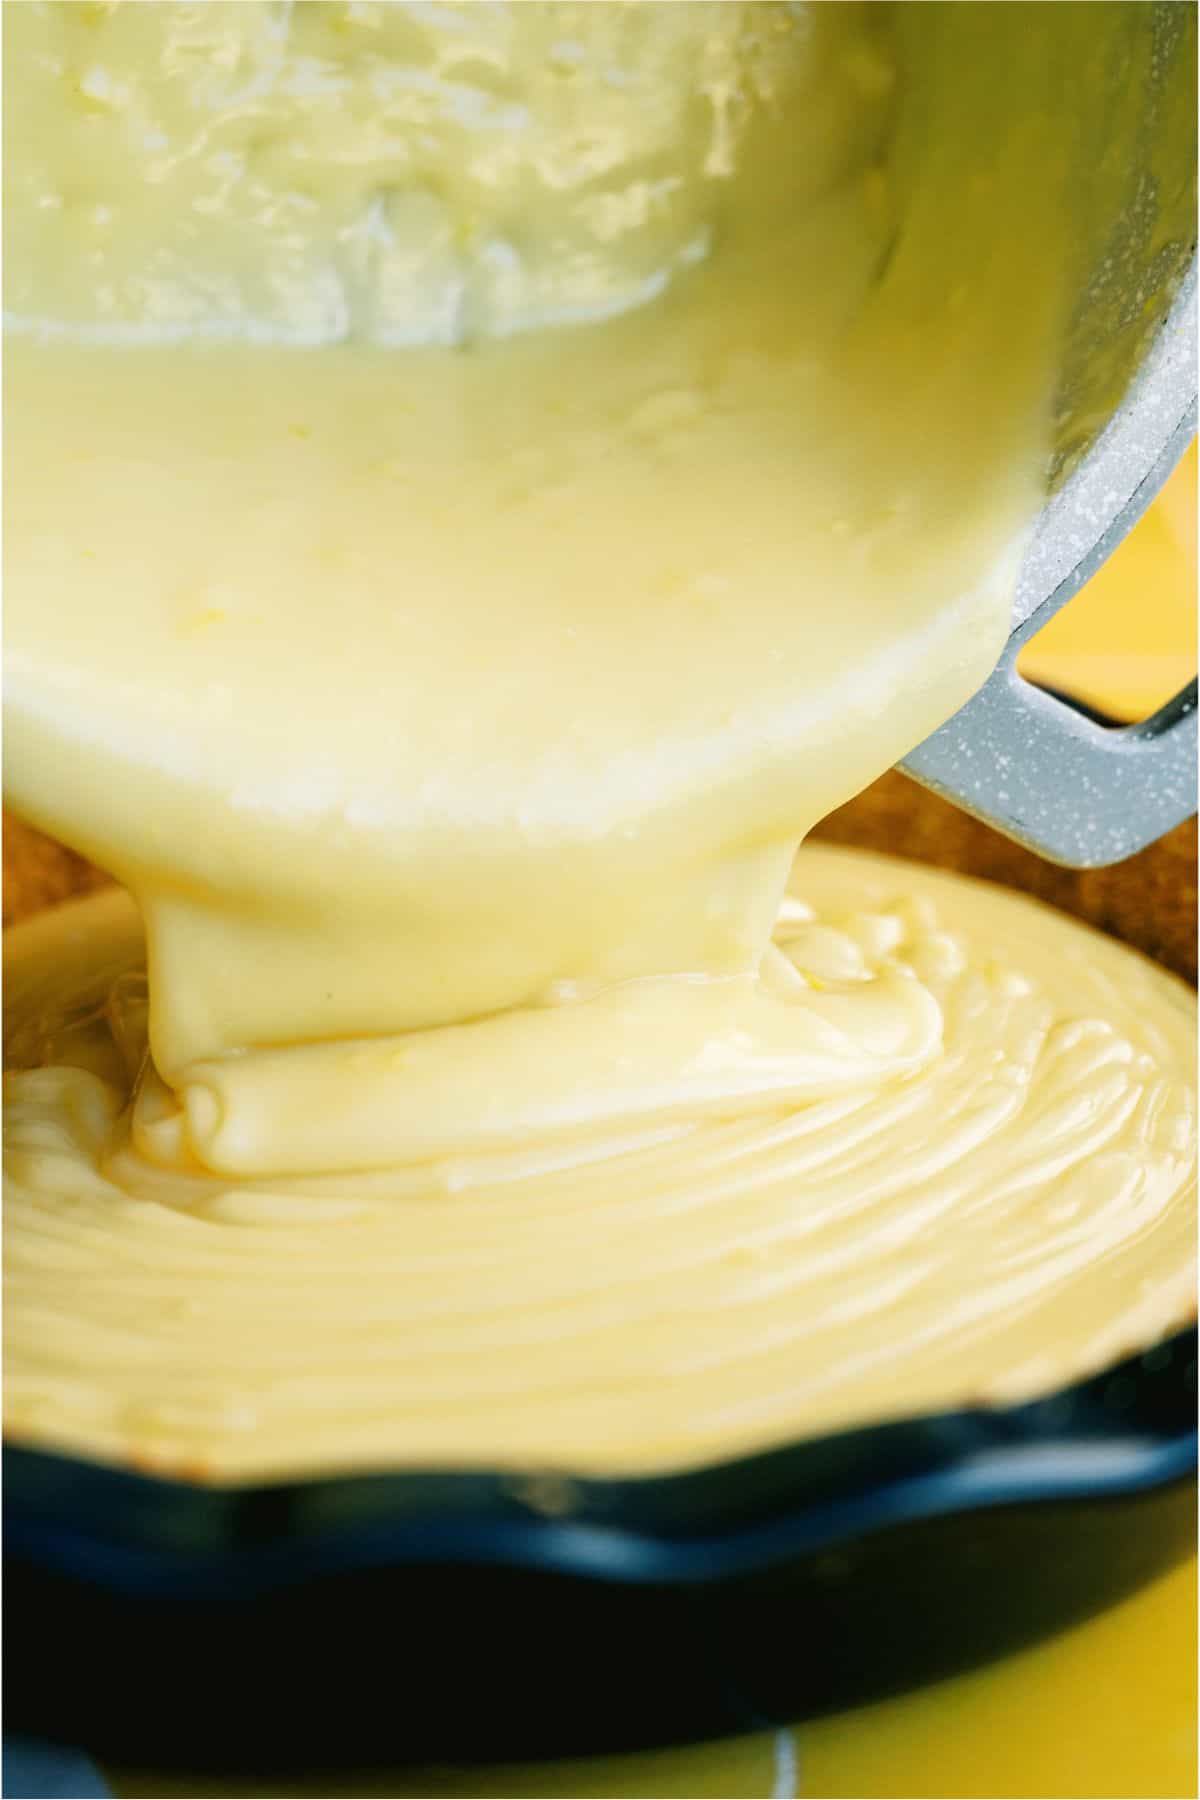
3;1;1195;1481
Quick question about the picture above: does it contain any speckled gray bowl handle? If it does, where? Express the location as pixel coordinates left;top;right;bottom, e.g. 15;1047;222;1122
904;263;1197;869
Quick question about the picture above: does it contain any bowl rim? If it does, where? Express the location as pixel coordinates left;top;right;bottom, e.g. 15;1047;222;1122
5;880;1197;1593
5;1324;1195;1598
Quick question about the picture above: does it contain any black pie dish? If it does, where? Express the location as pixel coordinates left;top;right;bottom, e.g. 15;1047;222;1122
4;1324;1195;1770
6;682;1197;1769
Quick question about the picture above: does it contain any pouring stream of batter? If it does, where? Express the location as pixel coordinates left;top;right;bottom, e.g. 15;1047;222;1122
3;2;1195;1480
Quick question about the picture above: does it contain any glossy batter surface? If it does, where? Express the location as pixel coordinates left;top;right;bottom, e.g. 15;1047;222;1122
3;2;1195;1482
4;849;1194;1480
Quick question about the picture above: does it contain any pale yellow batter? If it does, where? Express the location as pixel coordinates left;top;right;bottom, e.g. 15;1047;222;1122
5;849;1196;1481
3;1;1195;1483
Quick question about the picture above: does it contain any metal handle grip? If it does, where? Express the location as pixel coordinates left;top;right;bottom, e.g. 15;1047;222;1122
903;262;1198;868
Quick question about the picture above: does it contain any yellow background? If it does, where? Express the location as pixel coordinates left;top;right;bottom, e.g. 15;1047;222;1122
1018;442;1197;722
